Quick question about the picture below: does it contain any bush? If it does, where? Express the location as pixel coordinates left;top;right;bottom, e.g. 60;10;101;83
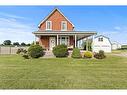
23;49;27;54
22;54;29;59
16;48;24;54
53;44;68;57
94;50;106;59
84;51;93;58
28;44;44;58
71;48;82;58
16;48;27;54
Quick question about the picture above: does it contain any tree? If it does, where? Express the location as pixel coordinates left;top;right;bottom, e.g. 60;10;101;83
13;42;19;46
82;39;92;51
82;41;86;50
3;40;11;45
21;42;26;46
26;43;31;46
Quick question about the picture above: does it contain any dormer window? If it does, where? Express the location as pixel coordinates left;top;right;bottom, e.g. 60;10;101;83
61;21;67;31
98;37;103;42
46;21;52;30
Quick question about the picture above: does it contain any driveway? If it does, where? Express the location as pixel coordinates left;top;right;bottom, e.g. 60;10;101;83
112;52;127;57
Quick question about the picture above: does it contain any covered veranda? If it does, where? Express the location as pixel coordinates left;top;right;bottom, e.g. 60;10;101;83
33;31;97;51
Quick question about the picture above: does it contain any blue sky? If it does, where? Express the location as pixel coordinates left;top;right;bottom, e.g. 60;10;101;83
0;6;127;44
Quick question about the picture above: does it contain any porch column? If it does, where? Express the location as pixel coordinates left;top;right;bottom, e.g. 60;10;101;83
57;34;59;45
92;35;95;52
34;36;37;45
86;37;88;51
75;34;77;48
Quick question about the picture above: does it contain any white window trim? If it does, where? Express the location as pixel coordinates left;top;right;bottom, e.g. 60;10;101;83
98;37;103;42
46;21;52;30
59;36;69;46
61;21;67;31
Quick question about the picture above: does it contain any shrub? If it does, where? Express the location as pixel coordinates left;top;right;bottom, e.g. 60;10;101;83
16;48;24;54
84;51;93;58
23;49;27;54
53;44;68;57
94;50;106;59
28;44;44;58
16;48;27;54
22;54;29;59
71;48;82;58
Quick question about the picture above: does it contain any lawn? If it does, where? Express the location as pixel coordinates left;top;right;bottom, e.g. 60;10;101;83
0;54;127;89
112;50;127;54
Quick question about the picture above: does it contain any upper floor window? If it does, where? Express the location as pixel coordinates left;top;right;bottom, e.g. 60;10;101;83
46;21;52;30
61;21;67;31
98;37;103;42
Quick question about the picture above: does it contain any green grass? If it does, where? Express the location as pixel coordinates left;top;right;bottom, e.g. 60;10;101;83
0;54;127;89
112;50;127;54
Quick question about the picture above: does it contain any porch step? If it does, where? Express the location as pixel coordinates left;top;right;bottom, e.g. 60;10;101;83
43;51;55;58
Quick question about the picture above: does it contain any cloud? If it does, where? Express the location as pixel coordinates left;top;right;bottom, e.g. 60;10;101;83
0;12;27;20
0;15;36;44
114;26;121;30
98;29;127;44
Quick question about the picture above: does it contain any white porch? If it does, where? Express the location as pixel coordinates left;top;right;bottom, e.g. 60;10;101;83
33;31;97;51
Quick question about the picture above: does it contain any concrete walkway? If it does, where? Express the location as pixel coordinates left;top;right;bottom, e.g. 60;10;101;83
43;51;55;58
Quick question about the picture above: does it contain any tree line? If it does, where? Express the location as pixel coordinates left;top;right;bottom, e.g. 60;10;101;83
1;40;31;46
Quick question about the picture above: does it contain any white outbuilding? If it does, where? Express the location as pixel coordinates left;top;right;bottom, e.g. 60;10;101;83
111;41;121;50
92;35;112;53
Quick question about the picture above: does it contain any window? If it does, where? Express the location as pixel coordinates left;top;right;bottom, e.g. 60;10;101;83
61;37;66;44
61;21;67;31
46;21;52;30
60;36;69;45
98;37;103;42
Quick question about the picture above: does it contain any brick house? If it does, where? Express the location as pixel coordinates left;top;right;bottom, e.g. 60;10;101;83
33;8;96;51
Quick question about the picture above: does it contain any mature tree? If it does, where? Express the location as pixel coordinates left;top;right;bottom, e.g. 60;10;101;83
82;39;92;51
21;42;26;46
3;40;11;45
26;43;31;46
82;41;86;50
13;42;20;46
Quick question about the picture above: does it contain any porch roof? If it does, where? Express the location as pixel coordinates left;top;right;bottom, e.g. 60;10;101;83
33;31;97;40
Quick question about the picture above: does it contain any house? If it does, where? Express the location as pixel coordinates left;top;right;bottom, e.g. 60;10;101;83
33;8;96;51
92;35;112;53
112;41;121;50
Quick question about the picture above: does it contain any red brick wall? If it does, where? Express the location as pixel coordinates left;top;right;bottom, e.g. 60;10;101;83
39;10;74;31
69;36;74;46
39;36;49;49
39;36;74;50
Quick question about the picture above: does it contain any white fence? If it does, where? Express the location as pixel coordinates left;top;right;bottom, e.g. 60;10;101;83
0;46;29;54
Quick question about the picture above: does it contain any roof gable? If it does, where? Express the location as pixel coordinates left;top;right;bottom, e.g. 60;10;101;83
95;35;109;39
38;8;74;28
95;35;112;45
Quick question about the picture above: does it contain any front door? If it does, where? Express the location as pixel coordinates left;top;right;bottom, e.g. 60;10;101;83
49;37;56;50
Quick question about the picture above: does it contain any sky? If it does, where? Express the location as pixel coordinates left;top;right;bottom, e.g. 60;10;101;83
0;6;127;44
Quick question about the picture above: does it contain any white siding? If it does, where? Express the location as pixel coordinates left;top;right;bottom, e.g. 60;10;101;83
92;36;111;53
112;42;121;50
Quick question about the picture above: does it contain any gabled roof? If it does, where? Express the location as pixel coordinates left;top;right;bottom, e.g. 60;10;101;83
111;41;121;45
95;35;112;44
95;35;110;39
38;8;75;28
